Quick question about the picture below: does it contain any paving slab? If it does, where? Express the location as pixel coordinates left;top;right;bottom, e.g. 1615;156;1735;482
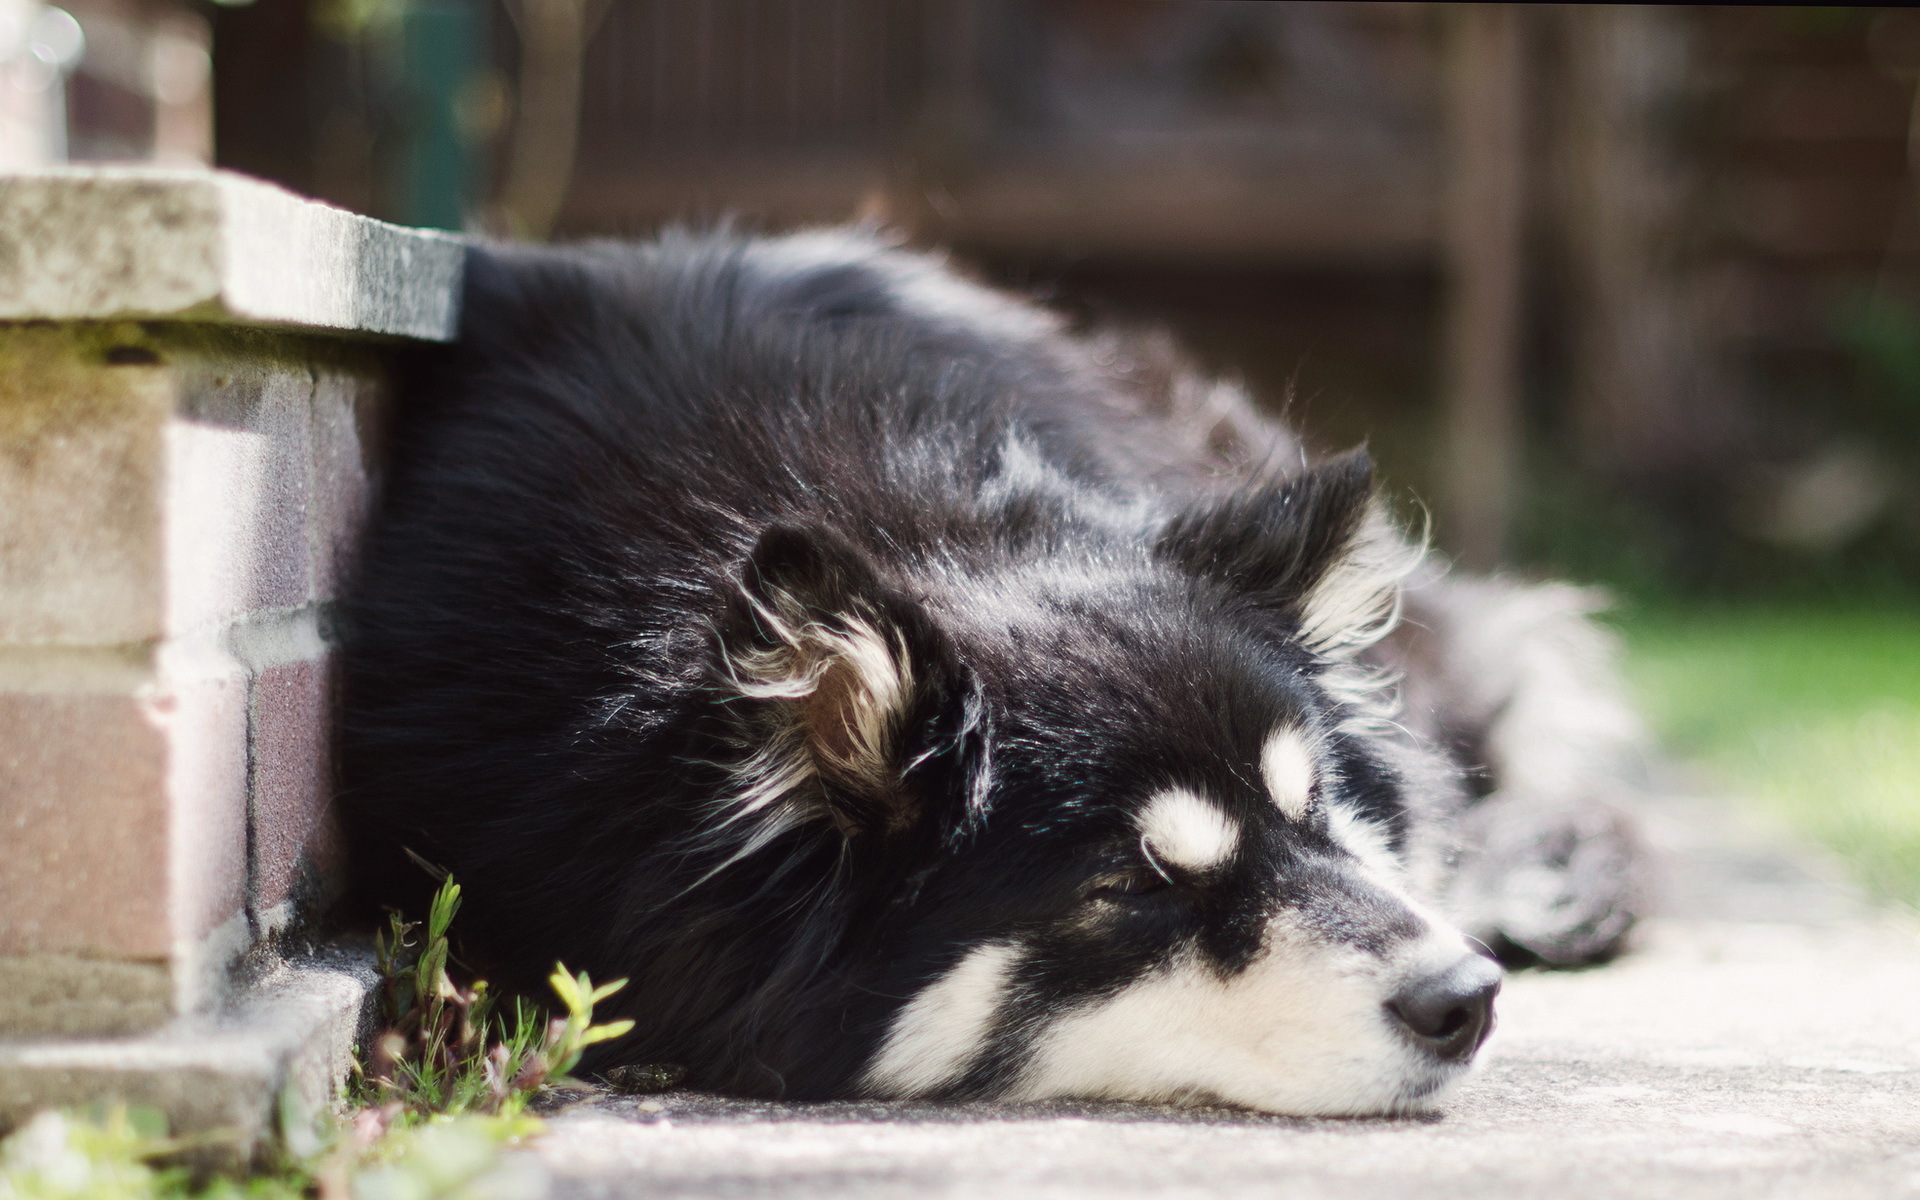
527;793;1920;1199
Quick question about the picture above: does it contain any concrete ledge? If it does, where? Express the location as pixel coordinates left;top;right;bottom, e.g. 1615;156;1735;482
0;169;464;340
0;943;378;1159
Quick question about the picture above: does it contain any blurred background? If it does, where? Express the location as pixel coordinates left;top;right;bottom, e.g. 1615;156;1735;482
4;0;1915;904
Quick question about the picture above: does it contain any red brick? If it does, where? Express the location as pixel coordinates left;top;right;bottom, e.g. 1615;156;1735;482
0;693;170;959
0;327;170;645
310;367;387;603
165;362;315;634
249;654;340;917
159;655;250;950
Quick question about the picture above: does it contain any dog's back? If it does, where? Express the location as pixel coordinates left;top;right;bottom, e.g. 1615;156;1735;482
345;230;1301;931
344;232;1184;921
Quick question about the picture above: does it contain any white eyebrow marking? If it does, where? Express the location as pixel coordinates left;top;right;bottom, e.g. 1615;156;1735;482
1137;789;1238;872
1261;728;1317;821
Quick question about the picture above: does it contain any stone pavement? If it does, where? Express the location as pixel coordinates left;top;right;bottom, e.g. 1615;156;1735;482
528;795;1920;1199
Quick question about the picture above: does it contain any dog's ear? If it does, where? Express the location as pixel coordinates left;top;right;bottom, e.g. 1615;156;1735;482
1156;450;1412;656
716;524;979;838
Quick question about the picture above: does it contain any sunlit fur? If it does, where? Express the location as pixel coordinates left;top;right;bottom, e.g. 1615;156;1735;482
724;588;915;825
339;228;1630;1116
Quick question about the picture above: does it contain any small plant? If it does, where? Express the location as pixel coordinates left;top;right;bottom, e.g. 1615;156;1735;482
356;876;636;1123
0;1106;193;1200
0;876;636;1200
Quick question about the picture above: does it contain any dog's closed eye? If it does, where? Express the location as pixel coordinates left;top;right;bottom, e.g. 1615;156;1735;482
1087;869;1174;902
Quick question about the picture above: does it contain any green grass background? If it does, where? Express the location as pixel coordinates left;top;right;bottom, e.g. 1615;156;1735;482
1619;608;1920;908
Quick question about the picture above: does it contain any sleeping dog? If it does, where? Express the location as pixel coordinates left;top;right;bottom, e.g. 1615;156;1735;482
340;230;1644;1116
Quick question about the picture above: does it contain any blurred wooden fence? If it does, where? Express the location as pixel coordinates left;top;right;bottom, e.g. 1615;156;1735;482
214;1;1920;570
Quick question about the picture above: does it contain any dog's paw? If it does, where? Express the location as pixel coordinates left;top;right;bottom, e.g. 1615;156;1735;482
1446;791;1646;967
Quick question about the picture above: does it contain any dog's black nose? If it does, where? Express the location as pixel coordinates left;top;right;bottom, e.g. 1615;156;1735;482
1387;954;1501;1062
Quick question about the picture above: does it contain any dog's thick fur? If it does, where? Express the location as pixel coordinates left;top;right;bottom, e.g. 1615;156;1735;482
340;230;1643;1115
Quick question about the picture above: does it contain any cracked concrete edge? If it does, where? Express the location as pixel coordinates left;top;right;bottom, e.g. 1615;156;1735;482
0;168;464;341
0;941;379;1159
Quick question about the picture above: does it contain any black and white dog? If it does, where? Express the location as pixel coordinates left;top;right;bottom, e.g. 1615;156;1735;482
340;230;1645;1116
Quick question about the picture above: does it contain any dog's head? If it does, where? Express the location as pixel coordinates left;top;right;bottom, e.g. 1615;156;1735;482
698;450;1497;1116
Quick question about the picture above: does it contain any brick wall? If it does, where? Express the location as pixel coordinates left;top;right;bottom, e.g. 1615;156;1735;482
0;168;459;1042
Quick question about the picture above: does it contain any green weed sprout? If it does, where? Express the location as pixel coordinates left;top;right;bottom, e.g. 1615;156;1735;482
0;1106;190;1200
359;875;635;1121
0;874;640;1200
